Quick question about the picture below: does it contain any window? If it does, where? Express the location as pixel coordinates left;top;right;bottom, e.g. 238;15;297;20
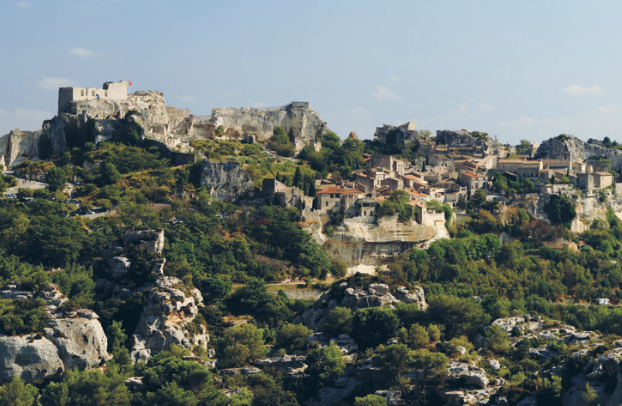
325;201;328;207
81;90;84;97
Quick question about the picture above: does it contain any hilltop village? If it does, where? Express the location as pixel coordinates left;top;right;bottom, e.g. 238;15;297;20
5;82;622;406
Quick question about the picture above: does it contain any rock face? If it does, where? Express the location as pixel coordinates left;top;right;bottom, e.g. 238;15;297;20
45;317;109;371
0;283;110;383
435;130;493;151
199;161;255;203
537;135;622;170
374;121;419;144
323;216;436;268
296;282;425;331
0;129;41;169
211;102;328;150
130;276;209;364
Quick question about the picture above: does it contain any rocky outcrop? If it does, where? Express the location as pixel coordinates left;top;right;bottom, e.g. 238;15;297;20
435;130;493;152
296;282;425;331
374;121;419;144
199;161;255;203
130;276;209;364
211;102;328;150
323;216;436;269
537;135;622;170
0;284;110;383
0;129;41;169
123;228;165;254
45;315;110;371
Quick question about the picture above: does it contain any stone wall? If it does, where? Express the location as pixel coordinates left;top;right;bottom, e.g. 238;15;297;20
58;81;128;114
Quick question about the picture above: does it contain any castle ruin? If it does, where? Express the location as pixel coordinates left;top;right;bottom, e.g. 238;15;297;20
58;81;128;114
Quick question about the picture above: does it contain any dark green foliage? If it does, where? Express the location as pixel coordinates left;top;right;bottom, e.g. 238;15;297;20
0;376;39;406
375;190;417;223
46;166;67;192
214;324;269;368
351;307;400;348
544;194;577;226
275;323;312;354
0;298;47;335
426;295;490;339
40;364;130;406
321;307;353;336
306;342;345;391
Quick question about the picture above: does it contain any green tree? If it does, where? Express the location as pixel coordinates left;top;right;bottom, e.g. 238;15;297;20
276;323;312;354
582;382;599;406
46;166;67;192
472;188;486;205
292;167;302;188
373;344;415;394
321;132;341;150
427;324;441;342
399;324;429;349
306;342;345;390
99;162;121;186
354;394;387;406
215;324;269;368
426;295;490;339
321;307;353;337
409;349;448;393
351;307;400;349
485;324;510;354
0;376;38;406
40;365;131;406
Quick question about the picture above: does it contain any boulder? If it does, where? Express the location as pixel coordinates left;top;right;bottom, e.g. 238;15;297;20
44;317;111;370
130;277;209;363
0;334;64;383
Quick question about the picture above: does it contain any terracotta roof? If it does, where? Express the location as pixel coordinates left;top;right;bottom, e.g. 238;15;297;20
316;186;343;194
316;186;363;195
461;172;486;179
348;131;359;140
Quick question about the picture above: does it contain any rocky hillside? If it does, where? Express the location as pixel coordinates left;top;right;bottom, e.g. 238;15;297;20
537;135;622;170
0;88;329;169
0;283;110;383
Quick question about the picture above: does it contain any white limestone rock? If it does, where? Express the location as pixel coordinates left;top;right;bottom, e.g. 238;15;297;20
130;277;209;364
0;334;64;383
199;161;255;203
44;317;111;370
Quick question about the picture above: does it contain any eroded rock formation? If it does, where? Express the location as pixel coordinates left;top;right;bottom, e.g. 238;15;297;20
296;282;426;332
0;283;110;383
199;161;255;203
130;276;209;364
211;102;328;150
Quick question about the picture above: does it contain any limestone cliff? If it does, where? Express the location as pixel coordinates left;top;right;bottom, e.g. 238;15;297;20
211;102;328;150
0;129;42;169
130;276;209;364
321;216;436;271
537;135;622;170
199;161;255;203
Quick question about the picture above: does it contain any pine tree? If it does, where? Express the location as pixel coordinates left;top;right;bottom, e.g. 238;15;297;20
293;167;302;187
308;182;316;197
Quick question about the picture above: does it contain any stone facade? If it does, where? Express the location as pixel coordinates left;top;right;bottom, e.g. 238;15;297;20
58;81;128;114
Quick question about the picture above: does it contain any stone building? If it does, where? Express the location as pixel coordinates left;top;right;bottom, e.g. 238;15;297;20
58;81;128;113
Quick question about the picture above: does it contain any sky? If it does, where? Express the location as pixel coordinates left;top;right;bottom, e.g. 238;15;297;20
1;0;621;145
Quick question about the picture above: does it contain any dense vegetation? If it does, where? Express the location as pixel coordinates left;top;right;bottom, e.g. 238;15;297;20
2;129;622;406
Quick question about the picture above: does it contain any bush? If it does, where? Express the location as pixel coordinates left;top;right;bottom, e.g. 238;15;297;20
215;324;269;368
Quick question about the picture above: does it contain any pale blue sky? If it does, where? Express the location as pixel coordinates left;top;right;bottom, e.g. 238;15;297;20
1;0;621;144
